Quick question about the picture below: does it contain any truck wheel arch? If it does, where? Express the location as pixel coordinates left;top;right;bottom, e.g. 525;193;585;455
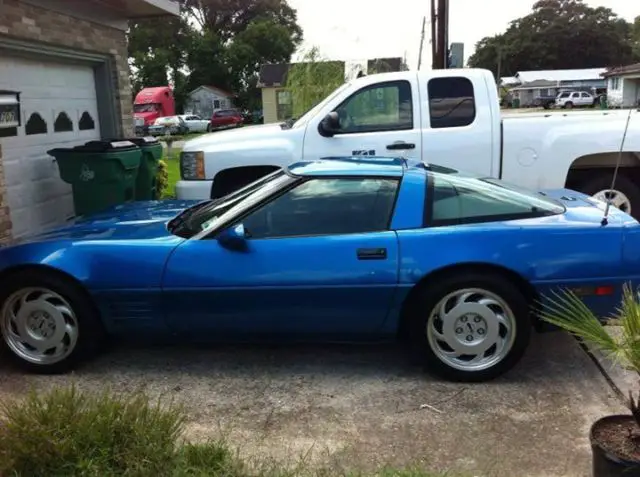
210;165;282;199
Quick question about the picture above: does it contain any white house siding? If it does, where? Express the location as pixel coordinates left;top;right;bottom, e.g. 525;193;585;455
607;76;640;108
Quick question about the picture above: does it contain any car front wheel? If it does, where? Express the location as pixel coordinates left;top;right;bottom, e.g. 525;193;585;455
408;272;531;382
0;270;104;374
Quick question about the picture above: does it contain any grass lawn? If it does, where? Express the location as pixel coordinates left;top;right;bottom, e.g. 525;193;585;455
162;148;181;199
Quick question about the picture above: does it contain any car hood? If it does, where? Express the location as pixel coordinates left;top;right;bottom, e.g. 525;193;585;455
183;123;286;151
19;200;202;243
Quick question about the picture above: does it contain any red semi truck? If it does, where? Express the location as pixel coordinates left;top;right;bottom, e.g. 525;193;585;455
133;86;175;133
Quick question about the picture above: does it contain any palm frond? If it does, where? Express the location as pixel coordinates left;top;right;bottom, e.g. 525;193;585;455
539;288;623;364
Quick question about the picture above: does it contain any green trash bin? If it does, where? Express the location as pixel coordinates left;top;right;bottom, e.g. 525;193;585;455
114;136;163;200
512;98;521;109
48;140;141;217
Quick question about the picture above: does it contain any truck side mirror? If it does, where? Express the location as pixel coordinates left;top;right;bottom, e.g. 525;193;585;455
318;111;341;138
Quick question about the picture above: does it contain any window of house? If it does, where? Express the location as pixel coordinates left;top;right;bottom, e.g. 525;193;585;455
276;89;293;121
428;77;476;129
333;81;413;134
427;173;565;227
213;99;221;109
241;177;399;239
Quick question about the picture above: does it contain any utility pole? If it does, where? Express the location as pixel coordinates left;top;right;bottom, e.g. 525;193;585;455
417;16;426;70
496;46;502;83
430;0;437;69
433;0;447;69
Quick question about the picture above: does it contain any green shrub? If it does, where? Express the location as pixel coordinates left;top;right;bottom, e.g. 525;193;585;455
155;158;170;199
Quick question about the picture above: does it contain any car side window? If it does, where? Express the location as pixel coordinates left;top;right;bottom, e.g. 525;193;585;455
427;77;476;129
241;178;399;239
428;174;563;226
333;81;413;134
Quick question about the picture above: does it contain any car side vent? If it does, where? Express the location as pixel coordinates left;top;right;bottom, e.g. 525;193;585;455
560;195;577;201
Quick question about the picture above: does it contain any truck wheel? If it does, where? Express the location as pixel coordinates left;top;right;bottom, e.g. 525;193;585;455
0;269;105;374
407;272;531;382
578;173;640;217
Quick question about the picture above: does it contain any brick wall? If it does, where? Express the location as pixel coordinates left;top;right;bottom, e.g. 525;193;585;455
0;0;134;242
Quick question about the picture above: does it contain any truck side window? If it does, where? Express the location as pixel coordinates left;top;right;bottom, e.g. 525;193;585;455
427;77;476;129
334;81;413;134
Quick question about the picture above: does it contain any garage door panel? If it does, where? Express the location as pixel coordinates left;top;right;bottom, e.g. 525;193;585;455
0;55;101;238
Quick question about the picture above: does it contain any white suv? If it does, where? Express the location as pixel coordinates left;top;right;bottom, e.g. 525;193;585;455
555;91;595;109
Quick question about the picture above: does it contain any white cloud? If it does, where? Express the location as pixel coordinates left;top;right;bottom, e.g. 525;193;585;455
287;0;637;69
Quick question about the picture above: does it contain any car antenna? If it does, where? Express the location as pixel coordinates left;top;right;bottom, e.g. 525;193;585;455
601;108;634;227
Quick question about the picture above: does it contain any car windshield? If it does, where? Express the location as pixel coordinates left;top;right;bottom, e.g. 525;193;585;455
168;169;294;238
134;104;158;113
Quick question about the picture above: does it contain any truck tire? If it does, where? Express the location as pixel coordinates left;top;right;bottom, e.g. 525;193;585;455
407;272;531;382
578;172;640;217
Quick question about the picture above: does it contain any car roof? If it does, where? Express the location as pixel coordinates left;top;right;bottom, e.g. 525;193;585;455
286;156;410;177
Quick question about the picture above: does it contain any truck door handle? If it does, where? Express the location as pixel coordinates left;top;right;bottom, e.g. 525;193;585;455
386;142;415;150
357;248;387;260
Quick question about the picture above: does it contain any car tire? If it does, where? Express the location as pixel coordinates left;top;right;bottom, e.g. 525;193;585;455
207;124;212;132
564;101;573;109
407;272;532;382
578;172;640;218
0;269;105;374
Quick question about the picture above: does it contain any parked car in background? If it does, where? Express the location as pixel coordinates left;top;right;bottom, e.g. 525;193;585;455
555;91;595;109
0;156;637;382
180;114;210;133
148;115;189;136
176;68;640;218
210;109;243;131
534;94;557;109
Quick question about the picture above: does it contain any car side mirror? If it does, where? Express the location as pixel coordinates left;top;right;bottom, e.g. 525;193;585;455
317;111;341;138
216;223;248;251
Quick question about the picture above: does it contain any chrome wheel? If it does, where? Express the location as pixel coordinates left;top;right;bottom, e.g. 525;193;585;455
592;189;631;214
0;287;79;365
426;288;517;372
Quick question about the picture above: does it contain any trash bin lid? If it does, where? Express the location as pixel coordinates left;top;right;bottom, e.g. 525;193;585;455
73;140;139;152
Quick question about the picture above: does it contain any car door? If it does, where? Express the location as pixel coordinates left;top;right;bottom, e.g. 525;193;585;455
162;176;401;336
302;79;422;161
580;92;592;106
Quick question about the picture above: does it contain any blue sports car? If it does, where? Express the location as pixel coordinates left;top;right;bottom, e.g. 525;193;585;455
0;156;637;382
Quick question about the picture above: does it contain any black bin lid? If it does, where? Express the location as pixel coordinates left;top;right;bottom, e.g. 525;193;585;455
72;140;139;152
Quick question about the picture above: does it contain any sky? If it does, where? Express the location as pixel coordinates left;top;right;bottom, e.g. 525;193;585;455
287;0;638;70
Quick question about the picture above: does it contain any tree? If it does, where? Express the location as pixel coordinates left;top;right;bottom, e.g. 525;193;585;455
468;0;636;76
285;47;345;119
632;16;640;61
128;0;302;112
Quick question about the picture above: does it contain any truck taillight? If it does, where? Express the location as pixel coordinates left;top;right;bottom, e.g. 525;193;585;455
180;151;205;180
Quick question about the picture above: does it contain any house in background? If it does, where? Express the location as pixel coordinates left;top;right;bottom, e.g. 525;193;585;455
257;57;406;124
0;0;179;242
506;68;607;107
602;63;640;108
185;86;235;119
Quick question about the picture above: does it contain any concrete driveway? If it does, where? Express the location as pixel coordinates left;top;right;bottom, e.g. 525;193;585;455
0;332;625;477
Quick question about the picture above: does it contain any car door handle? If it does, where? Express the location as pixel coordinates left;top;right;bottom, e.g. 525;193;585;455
357;248;387;260
386;142;415;150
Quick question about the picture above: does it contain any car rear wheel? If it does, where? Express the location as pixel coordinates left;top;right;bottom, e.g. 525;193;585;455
408;273;531;382
0;270;104;374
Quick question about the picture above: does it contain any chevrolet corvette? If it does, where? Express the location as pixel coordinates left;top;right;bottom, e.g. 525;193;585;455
0;156;638;382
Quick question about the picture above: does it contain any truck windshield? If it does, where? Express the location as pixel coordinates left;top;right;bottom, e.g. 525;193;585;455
134;104;158;113
289;82;352;129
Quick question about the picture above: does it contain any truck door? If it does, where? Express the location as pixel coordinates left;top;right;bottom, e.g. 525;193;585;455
301;77;422;161
419;76;496;177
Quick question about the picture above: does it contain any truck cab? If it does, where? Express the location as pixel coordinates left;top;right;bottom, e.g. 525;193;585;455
133;86;176;133
177;69;640;216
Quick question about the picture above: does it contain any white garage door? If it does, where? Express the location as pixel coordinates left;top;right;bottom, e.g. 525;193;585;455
0;56;101;238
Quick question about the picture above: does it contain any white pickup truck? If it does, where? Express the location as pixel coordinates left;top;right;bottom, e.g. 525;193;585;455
177;68;640;216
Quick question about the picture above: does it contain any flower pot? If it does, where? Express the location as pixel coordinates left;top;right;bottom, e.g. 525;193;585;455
591;415;640;476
